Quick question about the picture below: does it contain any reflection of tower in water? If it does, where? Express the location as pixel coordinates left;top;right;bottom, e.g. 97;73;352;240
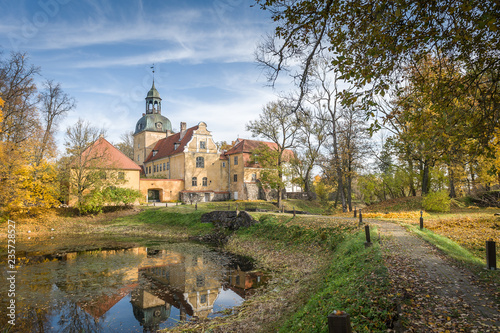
131;248;223;329
131;288;171;333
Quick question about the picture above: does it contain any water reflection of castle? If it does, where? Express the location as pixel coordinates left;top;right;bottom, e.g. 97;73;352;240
9;245;266;332
130;248;223;332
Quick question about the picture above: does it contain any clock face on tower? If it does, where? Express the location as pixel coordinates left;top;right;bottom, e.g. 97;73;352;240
155;122;163;130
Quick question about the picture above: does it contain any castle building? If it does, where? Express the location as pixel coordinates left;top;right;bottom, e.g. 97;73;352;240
73;82;301;204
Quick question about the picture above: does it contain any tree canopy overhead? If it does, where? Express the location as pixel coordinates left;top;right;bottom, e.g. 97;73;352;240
256;0;500;144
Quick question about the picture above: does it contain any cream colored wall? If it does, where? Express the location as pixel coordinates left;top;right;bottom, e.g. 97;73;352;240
143;153;185;180
68;168;141;206
133;131;166;165
118;170;140;190
183;122;227;192
228;153;245;199
139;178;184;202
244;167;260;183
212;159;229;192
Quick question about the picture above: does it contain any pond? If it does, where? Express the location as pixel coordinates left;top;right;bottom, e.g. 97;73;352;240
1;236;268;332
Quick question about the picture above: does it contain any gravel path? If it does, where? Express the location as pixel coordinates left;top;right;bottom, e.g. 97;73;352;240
372;220;500;332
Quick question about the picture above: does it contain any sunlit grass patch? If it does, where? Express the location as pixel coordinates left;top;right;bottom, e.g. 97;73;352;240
279;228;396;333
404;216;500;259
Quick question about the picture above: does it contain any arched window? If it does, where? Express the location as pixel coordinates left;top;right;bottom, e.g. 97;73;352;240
196;156;204;168
192;177;197;186
202;177;208;186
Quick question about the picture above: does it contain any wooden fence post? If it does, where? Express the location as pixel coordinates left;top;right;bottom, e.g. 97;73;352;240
328;312;352;333
486;239;497;270
358;209;362;226
419;210;424;230
365;225;372;248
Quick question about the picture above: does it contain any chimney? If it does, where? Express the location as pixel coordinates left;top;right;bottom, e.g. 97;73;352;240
180;122;187;140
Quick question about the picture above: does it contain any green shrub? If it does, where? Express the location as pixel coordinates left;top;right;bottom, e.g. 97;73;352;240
78;190;105;215
423;190;451;212
102;187;143;206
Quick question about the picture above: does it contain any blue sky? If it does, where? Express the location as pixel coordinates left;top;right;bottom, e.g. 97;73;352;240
0;0;290;151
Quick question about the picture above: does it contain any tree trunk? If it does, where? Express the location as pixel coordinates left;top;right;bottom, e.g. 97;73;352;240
334;184;340;208
408;159;416;196
304;168;313;200
347;175;352;211
448;165;456;198
422;162;430;195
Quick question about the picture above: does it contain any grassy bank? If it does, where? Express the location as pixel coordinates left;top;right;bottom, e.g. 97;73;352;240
168;212;395;332
278;229;395;332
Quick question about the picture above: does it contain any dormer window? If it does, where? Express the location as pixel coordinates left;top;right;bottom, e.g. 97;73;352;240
174;143;180;150
152;150;158;156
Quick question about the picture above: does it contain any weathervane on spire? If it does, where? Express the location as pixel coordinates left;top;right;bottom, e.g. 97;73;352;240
151;63;155;82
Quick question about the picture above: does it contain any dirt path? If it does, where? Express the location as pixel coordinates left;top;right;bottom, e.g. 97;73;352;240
372;220;500;332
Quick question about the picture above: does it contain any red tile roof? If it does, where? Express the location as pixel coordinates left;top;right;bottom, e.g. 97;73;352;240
224;138;295;166
144;125;198;162
225;138;279;155
81;137;141;170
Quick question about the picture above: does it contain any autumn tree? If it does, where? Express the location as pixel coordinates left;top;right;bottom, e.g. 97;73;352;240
0;52;45;214
256;0;500;149
246;100;299;206
336;104;371;210
290;107;327;199
305;60;350;211
34;80;75;165
0;52;79;215
64;119;119;214
115;130;134;160
215;140;234;152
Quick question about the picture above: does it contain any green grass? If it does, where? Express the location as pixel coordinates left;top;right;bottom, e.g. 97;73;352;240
278;228;395;332
281;199;331;215
195;199;332;215
196;200;278;212
106;207;214;235
404;223;485;267
236;214;354;251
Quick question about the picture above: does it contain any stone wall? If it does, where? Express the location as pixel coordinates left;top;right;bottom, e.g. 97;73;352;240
200;211;259;230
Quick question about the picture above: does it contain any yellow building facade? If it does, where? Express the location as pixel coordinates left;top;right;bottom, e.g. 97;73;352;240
72;82;301;204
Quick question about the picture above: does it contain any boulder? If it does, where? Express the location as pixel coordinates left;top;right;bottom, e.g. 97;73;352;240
200;211;259;230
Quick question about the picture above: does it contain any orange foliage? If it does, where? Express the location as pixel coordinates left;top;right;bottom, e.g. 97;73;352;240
363;211;430;219
424;217;500;256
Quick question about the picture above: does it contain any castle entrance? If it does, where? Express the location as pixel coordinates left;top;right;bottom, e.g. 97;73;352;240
148;189;160;202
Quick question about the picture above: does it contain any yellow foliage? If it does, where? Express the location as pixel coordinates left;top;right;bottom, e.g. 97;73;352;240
363;211;430;219
424;217;500;256
0;138;60;216
490;127;500;174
